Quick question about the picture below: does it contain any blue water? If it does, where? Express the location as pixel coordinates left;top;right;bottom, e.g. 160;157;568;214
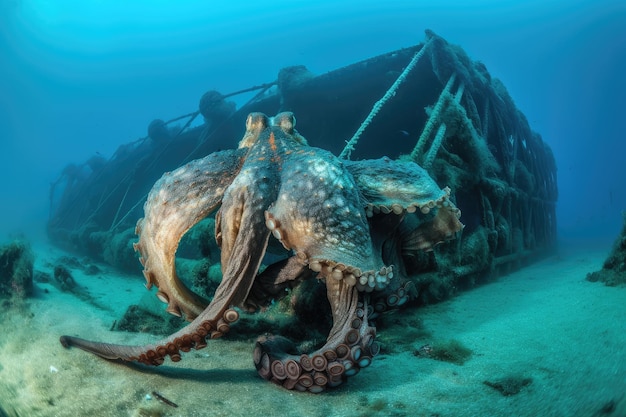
1;0;625;244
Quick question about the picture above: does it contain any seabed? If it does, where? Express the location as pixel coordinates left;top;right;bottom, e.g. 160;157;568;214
0;242;624;417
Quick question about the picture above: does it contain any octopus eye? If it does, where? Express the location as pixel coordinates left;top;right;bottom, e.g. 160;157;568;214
273;112;296;134
246;113;270;131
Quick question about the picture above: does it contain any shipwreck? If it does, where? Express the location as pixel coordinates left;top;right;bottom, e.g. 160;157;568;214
48;30;558;306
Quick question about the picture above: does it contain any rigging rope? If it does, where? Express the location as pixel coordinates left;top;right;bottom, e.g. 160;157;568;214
339;39;431;160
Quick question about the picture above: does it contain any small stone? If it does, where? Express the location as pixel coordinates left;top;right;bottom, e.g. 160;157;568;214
483;375;532;396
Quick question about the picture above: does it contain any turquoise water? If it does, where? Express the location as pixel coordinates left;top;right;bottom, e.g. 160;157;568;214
1;0;625;241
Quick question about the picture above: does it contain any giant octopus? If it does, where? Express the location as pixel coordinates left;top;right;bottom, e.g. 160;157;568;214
60;112;463;392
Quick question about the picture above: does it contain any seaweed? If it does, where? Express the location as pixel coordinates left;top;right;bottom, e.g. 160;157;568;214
376;312;431;354
49;261;111;312
0;240;34;300
113;305;184;335
414;338;473;365
587;214;626;286
356;395;409;417
53;265;77;290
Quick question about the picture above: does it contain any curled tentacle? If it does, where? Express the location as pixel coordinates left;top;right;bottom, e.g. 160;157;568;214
253;277;378;392
345;157;450;214
401;206;463;252
370;281;416;320
61;169;275;365
59;111;464;393
60;113;292;366
134;149;246;320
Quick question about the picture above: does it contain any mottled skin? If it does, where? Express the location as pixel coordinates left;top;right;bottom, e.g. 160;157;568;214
60;112;463;392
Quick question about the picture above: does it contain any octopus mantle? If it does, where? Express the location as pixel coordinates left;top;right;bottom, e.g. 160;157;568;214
60;112;462;393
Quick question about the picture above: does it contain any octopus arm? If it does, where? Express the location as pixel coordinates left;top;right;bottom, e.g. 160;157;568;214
134;148;247;320
59;296;243;365
254;274;380;393
400;207;464;252
253;275;378;392
60;196;273;366
345;157;448;215
346;156;463;249
211;158;287;311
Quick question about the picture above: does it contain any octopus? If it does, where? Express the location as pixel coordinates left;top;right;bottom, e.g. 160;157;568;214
60;112;463;393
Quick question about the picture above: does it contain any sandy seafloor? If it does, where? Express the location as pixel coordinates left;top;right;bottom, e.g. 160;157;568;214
0;241;624;417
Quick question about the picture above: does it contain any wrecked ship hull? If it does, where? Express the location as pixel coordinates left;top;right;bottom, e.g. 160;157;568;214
47;31;557;303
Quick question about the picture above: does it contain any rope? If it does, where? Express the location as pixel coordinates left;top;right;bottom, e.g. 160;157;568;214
409;73;456;162
109;180;133;231
422;81;464;170
423;124;447;170
339;40;431;159
222;81;276;99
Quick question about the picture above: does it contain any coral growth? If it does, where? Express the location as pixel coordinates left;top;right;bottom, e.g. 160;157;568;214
587;214;626;286
102;227;141;273
59;221;141;274
0;241;34;300
53;265;76;291
426;338;473;365
114;305;185;335
177;217;220;262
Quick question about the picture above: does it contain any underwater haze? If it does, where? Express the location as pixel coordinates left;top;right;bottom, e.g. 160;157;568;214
0;0;624;244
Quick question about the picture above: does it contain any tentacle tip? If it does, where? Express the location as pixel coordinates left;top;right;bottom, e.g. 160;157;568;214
59;335;72;348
